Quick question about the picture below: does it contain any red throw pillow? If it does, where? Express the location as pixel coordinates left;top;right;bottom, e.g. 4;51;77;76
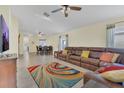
98;65;124;73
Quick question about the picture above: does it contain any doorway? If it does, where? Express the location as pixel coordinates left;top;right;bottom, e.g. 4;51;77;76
23;36;29;53
59;34;68;50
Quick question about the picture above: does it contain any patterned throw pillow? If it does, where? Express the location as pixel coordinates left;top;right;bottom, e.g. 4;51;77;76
98;65;124;73
62;50;68;55
100;52;114;62
81;51;90;58
101;70;124;82
111;53;120;63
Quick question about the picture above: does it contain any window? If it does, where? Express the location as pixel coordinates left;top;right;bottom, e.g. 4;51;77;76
114;26;124;48
39;39;47;46
107;23;124;48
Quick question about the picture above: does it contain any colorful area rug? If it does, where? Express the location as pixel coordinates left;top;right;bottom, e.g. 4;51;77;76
28;62;84;88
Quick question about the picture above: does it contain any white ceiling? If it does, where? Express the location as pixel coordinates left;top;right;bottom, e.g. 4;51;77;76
10;5;124;35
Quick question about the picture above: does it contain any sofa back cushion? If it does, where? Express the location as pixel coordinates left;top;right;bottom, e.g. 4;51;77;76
71;50;76;55
75;51;82;56
89;47;106;52
117;55;124;65
90;51;102;59
100;52;114;62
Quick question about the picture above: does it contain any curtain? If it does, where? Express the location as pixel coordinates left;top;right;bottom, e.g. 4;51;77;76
58;36;61;51
106;24;115;48
58;34;69;51
65;34;69;47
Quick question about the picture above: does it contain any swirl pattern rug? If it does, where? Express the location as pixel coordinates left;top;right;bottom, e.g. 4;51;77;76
28;62;84;88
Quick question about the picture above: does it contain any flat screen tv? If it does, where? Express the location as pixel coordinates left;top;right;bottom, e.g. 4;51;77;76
0;15;9;53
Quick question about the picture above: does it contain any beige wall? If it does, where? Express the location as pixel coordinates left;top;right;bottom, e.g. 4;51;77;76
0;6;19;55
46;16;124;51
46;23;106;51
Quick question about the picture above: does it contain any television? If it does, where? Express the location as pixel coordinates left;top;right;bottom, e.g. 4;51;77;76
0;15;9;53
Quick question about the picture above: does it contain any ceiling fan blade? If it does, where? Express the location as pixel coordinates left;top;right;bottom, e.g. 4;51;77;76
70;6;82;11
51;8;63;13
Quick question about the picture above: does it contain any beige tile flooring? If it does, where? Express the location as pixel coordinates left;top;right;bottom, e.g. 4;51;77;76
17;52;107;88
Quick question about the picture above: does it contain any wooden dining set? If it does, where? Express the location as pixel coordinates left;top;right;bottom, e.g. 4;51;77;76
36;46;53;55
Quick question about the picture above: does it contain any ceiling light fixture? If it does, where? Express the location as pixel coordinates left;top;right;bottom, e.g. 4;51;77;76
61;6;70;15
38;32;45;36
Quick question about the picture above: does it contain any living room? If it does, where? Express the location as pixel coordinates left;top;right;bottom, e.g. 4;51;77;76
0;1;124;92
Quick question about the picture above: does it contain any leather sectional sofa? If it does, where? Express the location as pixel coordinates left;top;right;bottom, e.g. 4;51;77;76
55;47;124;71
54;47;124;88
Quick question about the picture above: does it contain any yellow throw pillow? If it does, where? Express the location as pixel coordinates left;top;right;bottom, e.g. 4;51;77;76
81;51;90;58
111;53;120;63
101;70;124;82
62;50;68;55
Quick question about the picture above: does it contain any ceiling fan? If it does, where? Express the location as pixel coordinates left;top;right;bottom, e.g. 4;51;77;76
51;5;82;17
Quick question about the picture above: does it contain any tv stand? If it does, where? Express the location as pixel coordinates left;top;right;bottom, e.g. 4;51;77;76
0;54;17;88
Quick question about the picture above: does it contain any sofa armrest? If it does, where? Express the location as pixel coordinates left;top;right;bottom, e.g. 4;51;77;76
84;71;124;88
54;51;62;57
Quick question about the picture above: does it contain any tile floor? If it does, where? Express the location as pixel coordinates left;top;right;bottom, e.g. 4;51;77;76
17;52;107;88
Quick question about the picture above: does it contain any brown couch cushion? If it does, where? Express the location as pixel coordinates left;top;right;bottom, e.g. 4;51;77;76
69;60;81;66
59;54;67;58
81;58;100;66
69;55;81;61
75;51;82;56
71;50;76;54
90;51;102;59
117;55;124;64
81;63;98;71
